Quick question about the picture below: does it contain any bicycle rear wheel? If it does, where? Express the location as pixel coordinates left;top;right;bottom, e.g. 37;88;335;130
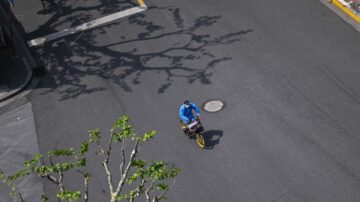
196;133;205;148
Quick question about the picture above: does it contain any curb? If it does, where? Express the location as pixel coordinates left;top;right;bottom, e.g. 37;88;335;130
331;0;360;23
320;0;360;31
0;73;39;114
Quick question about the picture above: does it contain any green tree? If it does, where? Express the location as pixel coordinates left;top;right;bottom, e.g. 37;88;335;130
0;115;179;202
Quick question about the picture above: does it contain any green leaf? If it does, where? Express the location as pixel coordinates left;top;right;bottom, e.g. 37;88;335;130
112;116;135;142
8;169;31;181
24;154;43;168
37;159;86;174
84;171;91;179
145;161;180;180
131;159;147;168
168;168;179;178
141;131;156;142
115;193;129;201
2;116;180;202
0;170;5;180
55;162;74;172
89;128;101;144
79;142;89;155
42;195;49;202
48;148;75;157
114;115;129;129
57;190;81;200
156;183;169;191
76;158;87;167
126;170;143;184
129;189;139;198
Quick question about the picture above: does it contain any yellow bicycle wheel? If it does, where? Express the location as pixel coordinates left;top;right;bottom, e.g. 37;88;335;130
196;133;205;148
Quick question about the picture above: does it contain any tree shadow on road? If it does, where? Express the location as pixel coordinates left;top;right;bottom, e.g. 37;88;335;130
203;130;223;149
32;0;137;38
29;1;253;101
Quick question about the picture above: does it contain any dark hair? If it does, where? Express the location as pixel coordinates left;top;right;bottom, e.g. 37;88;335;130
184;100;190;105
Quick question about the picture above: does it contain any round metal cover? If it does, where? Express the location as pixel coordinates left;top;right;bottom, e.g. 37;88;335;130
203;100;225;112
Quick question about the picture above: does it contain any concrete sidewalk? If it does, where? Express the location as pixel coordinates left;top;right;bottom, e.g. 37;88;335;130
0;2;45;200
0;103;44;202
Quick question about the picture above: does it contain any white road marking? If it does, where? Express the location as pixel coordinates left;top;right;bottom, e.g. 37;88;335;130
28;6;147;47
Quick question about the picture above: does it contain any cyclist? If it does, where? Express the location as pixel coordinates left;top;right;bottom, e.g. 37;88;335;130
179;100;200;126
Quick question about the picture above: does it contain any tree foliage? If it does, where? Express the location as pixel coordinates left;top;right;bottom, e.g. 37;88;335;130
1;115;179;202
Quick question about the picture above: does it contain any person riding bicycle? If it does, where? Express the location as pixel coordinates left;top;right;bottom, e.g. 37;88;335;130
179;100;201;130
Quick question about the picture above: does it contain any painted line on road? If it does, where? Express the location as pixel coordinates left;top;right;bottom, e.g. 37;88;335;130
28;5;147;47
331;0;360;23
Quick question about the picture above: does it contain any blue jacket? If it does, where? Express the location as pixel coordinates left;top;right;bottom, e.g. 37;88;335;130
179;102;200;124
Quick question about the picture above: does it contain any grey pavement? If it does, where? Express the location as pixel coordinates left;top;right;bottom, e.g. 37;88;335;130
0;102;44;202
4;0;360;201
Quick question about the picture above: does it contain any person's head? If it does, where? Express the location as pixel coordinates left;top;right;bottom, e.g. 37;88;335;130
184;100;190;108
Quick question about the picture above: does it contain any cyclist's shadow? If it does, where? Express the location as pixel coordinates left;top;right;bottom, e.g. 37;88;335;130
202;130;223;149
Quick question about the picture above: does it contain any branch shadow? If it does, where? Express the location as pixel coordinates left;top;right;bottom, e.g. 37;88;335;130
30;1;253;101
203;130;223;149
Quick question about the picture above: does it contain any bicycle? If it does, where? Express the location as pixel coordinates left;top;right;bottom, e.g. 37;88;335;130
180;118;205;148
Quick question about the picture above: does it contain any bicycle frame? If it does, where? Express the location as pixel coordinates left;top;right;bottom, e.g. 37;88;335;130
180;119;205;148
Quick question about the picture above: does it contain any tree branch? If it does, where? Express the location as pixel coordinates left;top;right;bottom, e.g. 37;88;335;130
154;187;169;202
102;154;114;195
58;171;65;192
145;180;155;202
48;156;54;167
106;129;115;163
120;139;126;176
40;174;59;186
129;178;146;202
17;192;24;202
154;179;176;202
84;173;89;202
114;139;140;196
76;169;90;202
102;128;116;194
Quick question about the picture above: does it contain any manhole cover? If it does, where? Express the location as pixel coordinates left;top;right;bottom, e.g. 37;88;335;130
203;99;225;112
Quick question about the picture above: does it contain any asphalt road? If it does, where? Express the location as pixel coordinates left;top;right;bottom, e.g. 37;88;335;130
15;0;360;201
